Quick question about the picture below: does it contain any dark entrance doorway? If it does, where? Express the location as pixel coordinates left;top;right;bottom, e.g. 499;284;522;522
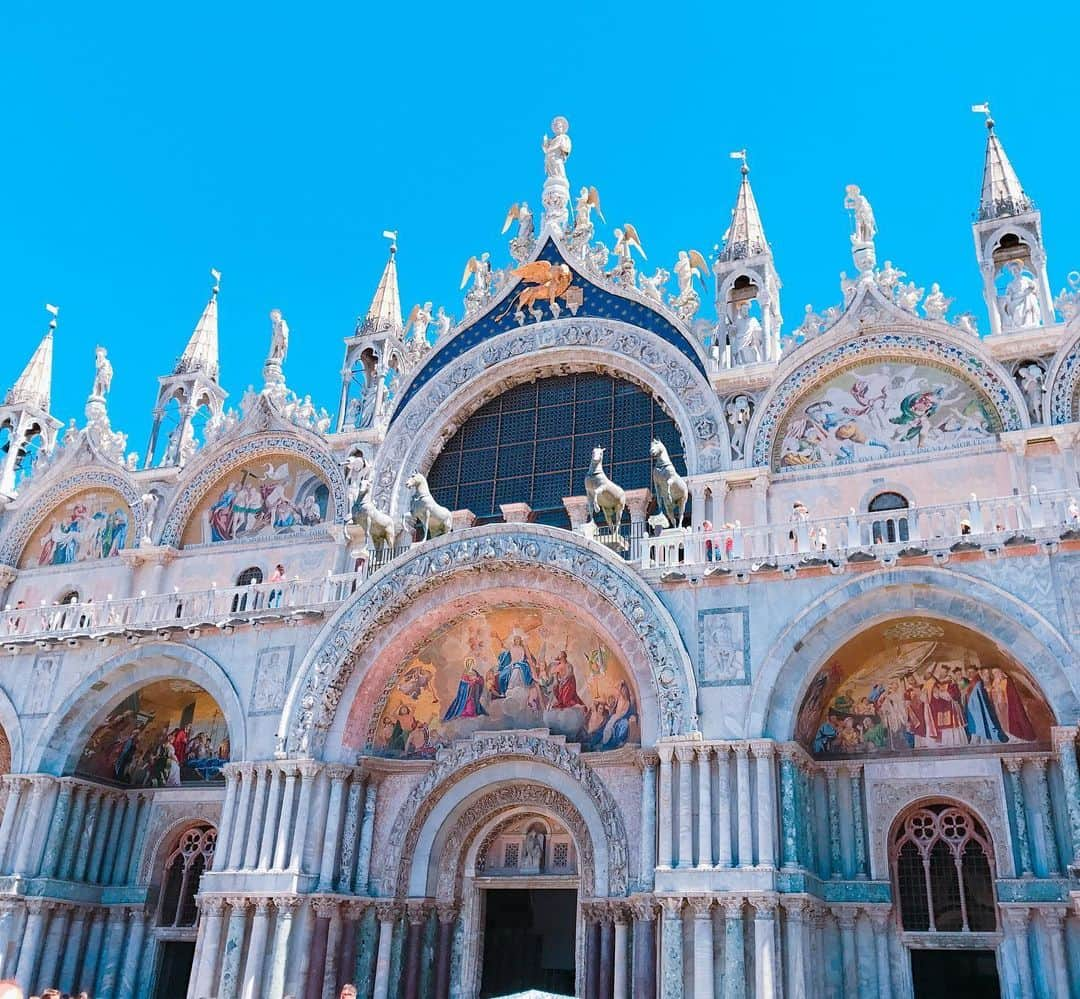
480;888;577;997
911;949;1001;998
153;941;196;999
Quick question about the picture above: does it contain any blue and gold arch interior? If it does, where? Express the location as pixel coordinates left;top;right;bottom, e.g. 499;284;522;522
392;237;707;420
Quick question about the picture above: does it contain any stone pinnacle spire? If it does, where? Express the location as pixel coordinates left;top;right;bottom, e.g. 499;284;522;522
6;306;57;411
719;151;769;261
176;269;221;382
359;232;404;334
975;107;1032;221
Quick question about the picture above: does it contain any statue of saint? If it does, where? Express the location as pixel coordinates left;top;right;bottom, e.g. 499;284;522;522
268;309;289;363
844;184;877;243
92;347;113;399
1001;262;1042;329
542;116;571;181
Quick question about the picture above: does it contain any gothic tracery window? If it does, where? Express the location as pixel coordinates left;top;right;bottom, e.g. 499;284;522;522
157;823;216;927
892;804;996;933
868;491;910;543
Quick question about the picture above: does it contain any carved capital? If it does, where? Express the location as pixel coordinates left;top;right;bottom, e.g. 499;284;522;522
777;743;803;763
657;743;675;765
627;896;656;922
657;896;684;919
224;896;250;912
1041;906;1067;930
252;899;273;917
747;893;778;918
749;740;774;761
198;895;228;916
436;902;459;924
835;906;859;930
694;745;712;763
326;764;352;782
866;906;892;931
1003;756;1024;774
406;899;432;925
312;896;340;919
718;895;745;918
686;895;714;919
780;895;810;921
1052;726;1079;751
732;743;750;759
1030;756;1050;775
1001;905;1030;931
375;901;402;923
674;744;696;764
297;761;320;781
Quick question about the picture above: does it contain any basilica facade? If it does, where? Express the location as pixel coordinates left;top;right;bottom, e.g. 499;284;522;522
0;112;1078;998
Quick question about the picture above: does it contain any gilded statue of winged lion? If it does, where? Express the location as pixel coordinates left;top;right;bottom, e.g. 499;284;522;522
499;260;575;324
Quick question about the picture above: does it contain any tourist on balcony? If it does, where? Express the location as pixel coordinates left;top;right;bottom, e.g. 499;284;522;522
702;519;714;561
269;562;286;608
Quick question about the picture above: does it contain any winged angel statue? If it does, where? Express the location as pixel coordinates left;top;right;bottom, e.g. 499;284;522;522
499;260;574;325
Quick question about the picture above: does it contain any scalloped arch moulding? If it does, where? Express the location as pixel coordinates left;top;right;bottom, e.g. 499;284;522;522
0;466;145;567
1047;320;1080;424
157;432;348;548
278;523;699;758
370;318;731;514
749;328;1027;470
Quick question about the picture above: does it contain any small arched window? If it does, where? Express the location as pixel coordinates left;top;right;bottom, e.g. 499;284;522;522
892;804;996;933
232;566;263;612
157;823;216;927
868;491;910;544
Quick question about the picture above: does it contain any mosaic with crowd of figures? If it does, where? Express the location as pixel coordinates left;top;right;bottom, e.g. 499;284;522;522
776;360;999;470
21;488;132;568
796;617;1053;757
75;679;230;786
368;605;639;758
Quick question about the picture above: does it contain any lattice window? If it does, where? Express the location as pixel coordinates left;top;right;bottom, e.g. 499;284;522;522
552;842;569;868
427;373;685;528
157;823;217;927
892;804;996;932
503;843;520;868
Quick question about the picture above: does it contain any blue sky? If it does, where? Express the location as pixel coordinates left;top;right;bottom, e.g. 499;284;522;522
2;1;1078;446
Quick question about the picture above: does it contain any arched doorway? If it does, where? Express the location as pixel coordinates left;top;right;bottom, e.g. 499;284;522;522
891;802;1001;997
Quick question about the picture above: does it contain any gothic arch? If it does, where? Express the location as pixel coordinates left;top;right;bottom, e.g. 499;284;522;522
32;641;246;775
1046;315;1080;424
0;466;144;567
376;733;629;899
371;319;730;516
157;431;348;548
745;324;1028;471
141;811;219;888
747;566;1078;741
278;524;699;758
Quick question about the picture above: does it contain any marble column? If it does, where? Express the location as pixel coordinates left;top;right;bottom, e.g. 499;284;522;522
750;895;778;999
340;902;365;995
79;907;107;994
95;906;128;997
613;904;629;999
87;792;118;883
319;766;350;891
243;765;270;870
0;779;23;872
715;745;732;868
337;775;365;892
675;745;695;868
355;778;379;892
1002;907;1034;999
630;897;657;999
117;907;147;999
752;742;775;869
867;908;893;999
836;908;859;999
126;791;153;885
39;781;74;878
734;745;753;868
37;903;70;991
696;746;713;869
305;903;330;999
190;896;227;999
72;790;103;883
101;794;129;883
227;764;255;870
289;901;316;998
112;792;144;886
658;896;683;999
583;904;600;999
780;897;807;999
639;755;658;889
599;908;615;999
1043;908;1071;999
688;897;714;999
14;899;49;992
1004;758;1034;876
778;748;799;870
372;902;400;999
273;765;298;870
720;897;745;999
213;764;241;871
1031;758;1061;875
217;897;249;999
403;901;429;999
12;778;49;876
845;765;867;878
257;769;282;871
434;903;457;999
324;903;344;999
290;763;318;873
1052;727;1080;868
267;897;299;999
241;899;272;999
58;907;87;993
825;768;842;879
657;745;675;869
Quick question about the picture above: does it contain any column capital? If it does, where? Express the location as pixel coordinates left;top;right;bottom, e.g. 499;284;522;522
657;743;675;764
406;899;432;925
1001;905;1031;930
1003;756;1025;774
375;900;402;923
627;896;656;921
310;896;339;918
198;895;228;916
297;760;320;780
344;899;371;919
865;905;892;931
435;901;459;924
1041;905;1068;930
609;901;629;925
656;895;684;919
838;761;863;778
224;895;250;911
718;895;745;918
835;906;859;930
237;761;256;778
24;898;54;915
747;893;778;917
252;898;273;916
326;764;352;782
713;742;731;760
1052;726;1080;750
686;895;713;919
636;749;659;771
674;744;696;764
1030;755;1050;774
749;740;774;760
777;743;803;763
779;895;810;921
126;905;148;924
271;895;301;915
694;744;712;763
732;742;750;759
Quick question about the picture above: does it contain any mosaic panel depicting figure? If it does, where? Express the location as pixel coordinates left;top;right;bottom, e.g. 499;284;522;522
21;488;132;568
796;618;1053;758
181;457;329;546
775;359;1000;471
371;605;639;758
76;679;230;786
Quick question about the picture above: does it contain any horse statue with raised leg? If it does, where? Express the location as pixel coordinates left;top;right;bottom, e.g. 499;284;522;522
354;476;397;551
405;472;454;541
650;438;688;529
584;446;626;542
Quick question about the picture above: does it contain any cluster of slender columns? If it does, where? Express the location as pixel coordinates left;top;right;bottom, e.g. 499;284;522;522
580;899;637;999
